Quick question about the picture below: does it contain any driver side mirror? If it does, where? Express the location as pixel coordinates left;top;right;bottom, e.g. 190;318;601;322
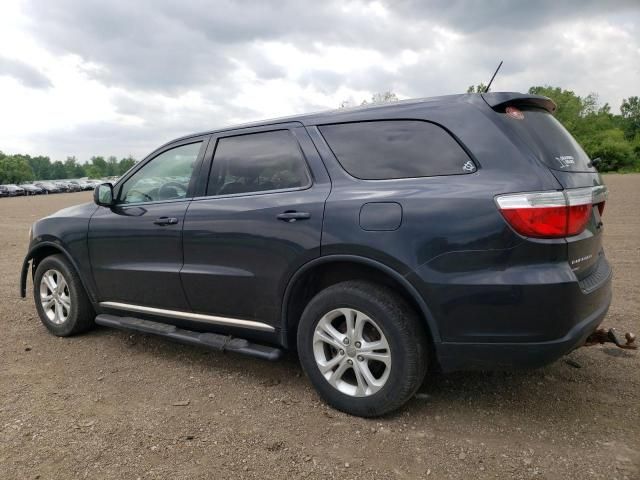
94;183;114;207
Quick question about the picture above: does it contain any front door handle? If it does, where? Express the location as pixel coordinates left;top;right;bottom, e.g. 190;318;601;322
153;216;179;226
276;211;311;223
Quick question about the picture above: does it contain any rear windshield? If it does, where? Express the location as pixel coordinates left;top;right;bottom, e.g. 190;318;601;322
319;120;475;180
501;107;594;172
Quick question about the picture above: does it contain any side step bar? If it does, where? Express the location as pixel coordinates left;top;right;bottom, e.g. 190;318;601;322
95;314;283;361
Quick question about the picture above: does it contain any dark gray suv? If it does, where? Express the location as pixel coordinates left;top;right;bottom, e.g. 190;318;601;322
21;92;611;417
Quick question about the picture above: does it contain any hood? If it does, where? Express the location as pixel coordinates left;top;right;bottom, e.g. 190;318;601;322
44;202;98;220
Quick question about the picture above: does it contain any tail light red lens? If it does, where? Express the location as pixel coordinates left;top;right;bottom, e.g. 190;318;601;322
495;186;607;239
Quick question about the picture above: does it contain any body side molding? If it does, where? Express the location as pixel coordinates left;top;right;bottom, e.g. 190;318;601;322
99;301;275;332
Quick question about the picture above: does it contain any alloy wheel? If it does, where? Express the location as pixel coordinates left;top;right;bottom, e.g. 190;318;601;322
312;308;391;397
39;269;71;324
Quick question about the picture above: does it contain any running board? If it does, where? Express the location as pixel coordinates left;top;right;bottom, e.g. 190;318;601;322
95;314;283;361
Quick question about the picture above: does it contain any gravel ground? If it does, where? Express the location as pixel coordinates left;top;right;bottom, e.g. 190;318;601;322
1;175;638;480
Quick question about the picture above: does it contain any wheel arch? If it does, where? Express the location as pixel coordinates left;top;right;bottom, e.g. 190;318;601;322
20;242;97;304
280;255;441;349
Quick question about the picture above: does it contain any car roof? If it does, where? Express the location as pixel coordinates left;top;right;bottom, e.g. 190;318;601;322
154;91;555;154
167;92;555;144
167;93;470;144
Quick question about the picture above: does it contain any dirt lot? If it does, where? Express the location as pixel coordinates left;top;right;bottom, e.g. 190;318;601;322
1;175;638;480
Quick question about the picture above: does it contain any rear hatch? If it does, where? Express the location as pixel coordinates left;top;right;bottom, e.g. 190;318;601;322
485;93;607;280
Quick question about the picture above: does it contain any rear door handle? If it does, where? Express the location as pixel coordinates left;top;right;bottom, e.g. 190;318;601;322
153;216;179;226
276;211;311;222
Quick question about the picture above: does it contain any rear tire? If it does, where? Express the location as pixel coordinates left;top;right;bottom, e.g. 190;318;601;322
33;254;95;336
297;280;428;417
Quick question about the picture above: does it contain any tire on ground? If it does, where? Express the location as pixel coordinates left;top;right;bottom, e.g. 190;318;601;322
33;254;95;336
297;280;428;417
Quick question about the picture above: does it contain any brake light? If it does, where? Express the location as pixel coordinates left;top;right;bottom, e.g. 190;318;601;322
495;187;607;239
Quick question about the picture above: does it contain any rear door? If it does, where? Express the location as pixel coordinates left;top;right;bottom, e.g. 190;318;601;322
497;105;607;278
181;125;330;331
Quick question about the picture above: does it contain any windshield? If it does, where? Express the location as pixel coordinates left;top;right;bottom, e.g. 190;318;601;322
501;107;595;172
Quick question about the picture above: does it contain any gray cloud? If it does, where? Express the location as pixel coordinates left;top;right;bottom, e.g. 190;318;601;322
24;0;639;93
14;0;640;160
395;0;640;32
0;56;52;89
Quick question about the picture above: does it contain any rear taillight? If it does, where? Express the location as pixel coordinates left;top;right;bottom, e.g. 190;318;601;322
495;186;607;239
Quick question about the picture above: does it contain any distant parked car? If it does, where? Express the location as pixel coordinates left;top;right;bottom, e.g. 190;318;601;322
34;182;62;194
21;184;45;195
51;182;69;192
67;182;83;192
0;185;9;197
4;184;25;196
68;180;93;191
54;181;82;192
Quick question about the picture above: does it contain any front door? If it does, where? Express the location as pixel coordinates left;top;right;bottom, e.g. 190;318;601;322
88;139;207;310
181;127;330;331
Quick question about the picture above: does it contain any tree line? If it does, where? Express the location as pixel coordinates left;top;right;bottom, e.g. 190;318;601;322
0;153;137;184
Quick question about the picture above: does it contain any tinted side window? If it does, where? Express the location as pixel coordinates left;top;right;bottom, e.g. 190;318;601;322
207;130;310;196
319;120;475;180
118;142;202;204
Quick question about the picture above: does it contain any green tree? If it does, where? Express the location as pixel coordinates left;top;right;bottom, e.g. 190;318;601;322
581;128;634;171
620;96;640;140
118;156;137;175
86;156;107;178
27;155;52;180
467;83;489;93
0;154;35;183
106;156;119;176
50;160;67;179
64;156;86;178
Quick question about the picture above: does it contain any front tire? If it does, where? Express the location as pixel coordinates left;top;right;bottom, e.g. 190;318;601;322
297;280;428;417
33;254;95;336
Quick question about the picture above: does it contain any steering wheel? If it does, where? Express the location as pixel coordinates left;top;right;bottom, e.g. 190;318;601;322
158;181;188;200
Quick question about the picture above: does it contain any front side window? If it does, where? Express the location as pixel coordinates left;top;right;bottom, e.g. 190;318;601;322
207;130;310;196
319;120;475;180
118;142;202;204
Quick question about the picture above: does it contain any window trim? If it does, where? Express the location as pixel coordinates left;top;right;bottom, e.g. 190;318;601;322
317;119;478;181
201;128;313;199
112;137;209;207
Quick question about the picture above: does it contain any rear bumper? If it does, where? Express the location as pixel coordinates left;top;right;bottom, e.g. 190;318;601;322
436;286;611;371
414;253;613;371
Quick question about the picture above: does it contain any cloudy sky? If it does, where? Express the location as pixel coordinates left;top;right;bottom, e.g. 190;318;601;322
0;0;639;162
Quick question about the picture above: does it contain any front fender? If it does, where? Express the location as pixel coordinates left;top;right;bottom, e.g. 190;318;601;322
19;241;97;304
19;255;30;298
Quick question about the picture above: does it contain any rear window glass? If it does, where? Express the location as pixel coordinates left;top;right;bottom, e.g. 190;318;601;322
207;130;310;196
319;120;475;180
500;107;594;172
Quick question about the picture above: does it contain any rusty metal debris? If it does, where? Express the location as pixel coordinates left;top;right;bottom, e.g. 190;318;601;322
584;327;637;350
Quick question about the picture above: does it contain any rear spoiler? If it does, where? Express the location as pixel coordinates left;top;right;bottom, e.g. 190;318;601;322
481;92;557;114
